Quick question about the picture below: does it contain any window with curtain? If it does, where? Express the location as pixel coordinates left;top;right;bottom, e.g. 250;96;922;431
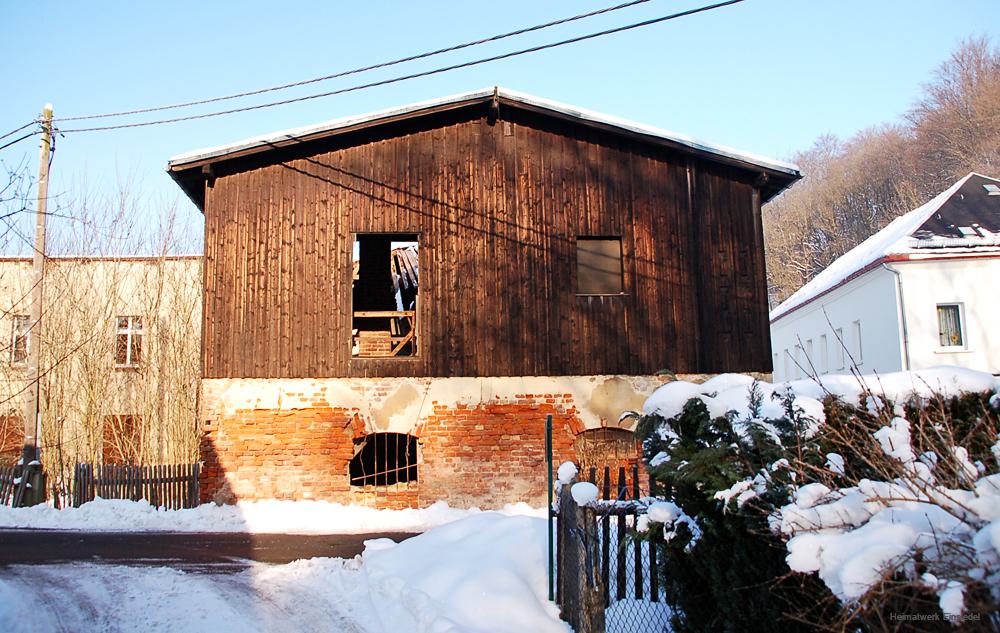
937;304;963;347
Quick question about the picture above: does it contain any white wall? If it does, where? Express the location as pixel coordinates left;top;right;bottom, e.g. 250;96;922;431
770;266;904;381
892;256;1000;374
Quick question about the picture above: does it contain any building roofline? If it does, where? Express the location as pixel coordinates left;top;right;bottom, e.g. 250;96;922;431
167;87;802;210
769;173;998;322
0;254;202;263
769;250;1000;324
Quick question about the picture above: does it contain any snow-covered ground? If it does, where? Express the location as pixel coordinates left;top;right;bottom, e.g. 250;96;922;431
0;498;543;533
0;512;569;633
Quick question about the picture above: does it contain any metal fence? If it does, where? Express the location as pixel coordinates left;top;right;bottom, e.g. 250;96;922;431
591;465;672;633
558;465;673;633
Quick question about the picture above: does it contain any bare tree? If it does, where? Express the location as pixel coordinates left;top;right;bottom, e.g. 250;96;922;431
764;38;1000;307
0;177;202;505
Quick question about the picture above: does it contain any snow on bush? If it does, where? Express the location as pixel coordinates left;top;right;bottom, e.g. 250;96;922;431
0;498;544;533
769;369;1000;620
637;365;1000;628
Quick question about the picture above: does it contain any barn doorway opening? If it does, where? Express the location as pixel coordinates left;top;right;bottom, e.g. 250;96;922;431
349;432;419;486
352;234;418;357
573;427;644;494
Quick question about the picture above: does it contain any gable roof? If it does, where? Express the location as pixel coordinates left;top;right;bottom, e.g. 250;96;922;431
770;172;1000;323
167;87;801;210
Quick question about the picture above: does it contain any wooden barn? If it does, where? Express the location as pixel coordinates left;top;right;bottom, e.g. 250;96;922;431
168;87;800;507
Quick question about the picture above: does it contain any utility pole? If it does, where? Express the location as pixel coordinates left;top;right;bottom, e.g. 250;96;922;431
16;104;52;507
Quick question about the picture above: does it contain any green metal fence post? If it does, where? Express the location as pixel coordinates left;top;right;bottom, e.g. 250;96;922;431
546;413;554;602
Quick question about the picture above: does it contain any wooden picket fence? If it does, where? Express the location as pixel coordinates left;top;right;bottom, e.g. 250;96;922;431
0;465;16;506
72;463;200;510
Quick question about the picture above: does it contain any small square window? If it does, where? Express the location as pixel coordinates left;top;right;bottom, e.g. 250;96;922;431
576;237;623;295
937;304;964;347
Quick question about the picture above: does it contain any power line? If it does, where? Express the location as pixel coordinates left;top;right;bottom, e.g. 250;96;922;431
58;0;746;134
0;121;38;142
0;132;37;154
53;0;654;123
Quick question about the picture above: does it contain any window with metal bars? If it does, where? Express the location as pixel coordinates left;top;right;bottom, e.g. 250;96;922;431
349;432;418;486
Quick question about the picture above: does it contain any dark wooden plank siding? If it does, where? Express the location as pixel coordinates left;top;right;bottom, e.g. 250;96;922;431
201;110;771;378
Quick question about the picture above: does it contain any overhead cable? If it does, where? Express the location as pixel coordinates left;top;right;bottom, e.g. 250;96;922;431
58;0;746;134
52;0;655;123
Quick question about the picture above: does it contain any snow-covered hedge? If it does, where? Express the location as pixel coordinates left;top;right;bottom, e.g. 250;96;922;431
636;367;1000;632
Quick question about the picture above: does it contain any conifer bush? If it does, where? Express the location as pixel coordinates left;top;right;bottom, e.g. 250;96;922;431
634;383;1000;633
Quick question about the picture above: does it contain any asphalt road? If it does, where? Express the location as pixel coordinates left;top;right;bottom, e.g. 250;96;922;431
0;530;419;573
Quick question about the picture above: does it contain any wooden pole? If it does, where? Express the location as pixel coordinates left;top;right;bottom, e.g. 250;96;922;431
18;105;52;506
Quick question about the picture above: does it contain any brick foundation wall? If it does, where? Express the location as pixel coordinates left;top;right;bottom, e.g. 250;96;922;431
417;398;581;508
198;375;716;509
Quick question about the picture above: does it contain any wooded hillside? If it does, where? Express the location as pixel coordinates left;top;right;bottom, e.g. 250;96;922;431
764;38;1000;307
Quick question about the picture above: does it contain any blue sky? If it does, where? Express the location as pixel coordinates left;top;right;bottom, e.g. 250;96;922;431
1;1;996;251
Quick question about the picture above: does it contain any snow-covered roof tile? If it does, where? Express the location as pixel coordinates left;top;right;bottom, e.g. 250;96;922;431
770;173;1000;322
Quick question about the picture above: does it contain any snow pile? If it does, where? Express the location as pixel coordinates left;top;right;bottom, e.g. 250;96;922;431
0;513;567;633
778;407;1000;616
556;461;578;484
571;482;599;505
643;373;825;430
642;367;997;431
787;366;997;405
359;512;568;632
0;498;544;533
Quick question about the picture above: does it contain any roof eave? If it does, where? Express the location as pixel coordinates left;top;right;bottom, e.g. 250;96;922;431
167;88;801;211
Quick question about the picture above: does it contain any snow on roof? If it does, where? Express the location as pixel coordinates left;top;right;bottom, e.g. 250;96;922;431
770;173;991;322
167;87;800;177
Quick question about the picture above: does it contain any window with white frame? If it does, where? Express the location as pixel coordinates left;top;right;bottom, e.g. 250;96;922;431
820;334;829;374
834;328;845;370
115;316;143;368
10;315;29;366
936;304;964;347
851;320;863;364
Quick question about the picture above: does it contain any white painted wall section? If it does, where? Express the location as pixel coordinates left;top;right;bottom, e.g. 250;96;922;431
892;257;1000;374
769;267;904;381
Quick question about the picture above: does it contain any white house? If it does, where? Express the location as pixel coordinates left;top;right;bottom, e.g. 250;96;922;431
770;173;1000;381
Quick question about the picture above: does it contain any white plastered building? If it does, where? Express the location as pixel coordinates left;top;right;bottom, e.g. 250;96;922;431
770;173;1000;381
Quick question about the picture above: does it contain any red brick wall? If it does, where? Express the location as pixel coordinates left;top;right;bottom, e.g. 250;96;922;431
200;392;606;508
417;396;582;507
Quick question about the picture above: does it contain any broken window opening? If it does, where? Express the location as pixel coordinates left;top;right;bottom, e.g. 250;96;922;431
349;432;418;486
352;234;418;358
